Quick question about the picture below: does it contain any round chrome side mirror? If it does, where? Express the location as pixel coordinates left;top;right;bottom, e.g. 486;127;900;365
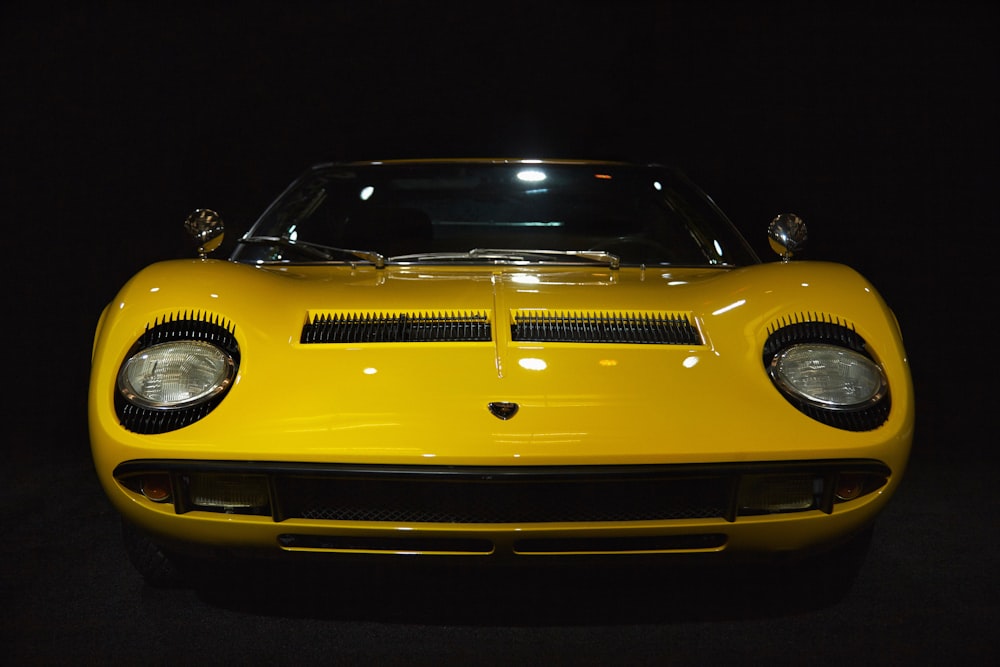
184;209;225;258
767;213;807;262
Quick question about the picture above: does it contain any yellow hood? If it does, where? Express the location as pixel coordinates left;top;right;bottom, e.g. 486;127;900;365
90;259;913;469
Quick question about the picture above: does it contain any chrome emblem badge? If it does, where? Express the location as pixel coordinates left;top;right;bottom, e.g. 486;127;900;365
488;401;519;420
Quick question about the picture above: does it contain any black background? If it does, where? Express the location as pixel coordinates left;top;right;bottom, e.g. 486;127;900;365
3;1;997;665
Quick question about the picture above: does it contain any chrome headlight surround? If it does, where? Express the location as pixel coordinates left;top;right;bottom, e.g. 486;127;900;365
115;313;240;434
118;340;236;409
763;319;890;431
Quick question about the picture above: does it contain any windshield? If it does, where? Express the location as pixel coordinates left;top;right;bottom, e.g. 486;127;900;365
231;161;760;267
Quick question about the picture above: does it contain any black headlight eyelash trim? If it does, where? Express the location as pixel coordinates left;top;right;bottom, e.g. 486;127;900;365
762;314;890;432
115;312;240;434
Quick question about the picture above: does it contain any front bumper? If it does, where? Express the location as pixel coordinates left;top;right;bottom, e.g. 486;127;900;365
109;458;896;562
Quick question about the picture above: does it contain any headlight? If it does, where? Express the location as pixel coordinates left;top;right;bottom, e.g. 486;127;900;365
118;340;236;409
114;314;241;434
769;343;886;410
762;319;891;431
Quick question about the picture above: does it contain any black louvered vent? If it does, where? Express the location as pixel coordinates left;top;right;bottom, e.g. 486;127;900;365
301;311;491;343
511;311;701;344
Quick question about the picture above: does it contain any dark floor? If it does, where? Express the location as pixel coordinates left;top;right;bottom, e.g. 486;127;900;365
2;363;997;666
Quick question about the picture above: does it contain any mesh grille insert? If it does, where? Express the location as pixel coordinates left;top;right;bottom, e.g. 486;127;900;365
274;471;732;523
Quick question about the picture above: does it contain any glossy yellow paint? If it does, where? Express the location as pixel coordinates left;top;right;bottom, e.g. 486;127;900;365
89;257;914;557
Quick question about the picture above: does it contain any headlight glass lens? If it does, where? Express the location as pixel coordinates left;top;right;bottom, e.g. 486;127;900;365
770;344;885;409
118;341;235;408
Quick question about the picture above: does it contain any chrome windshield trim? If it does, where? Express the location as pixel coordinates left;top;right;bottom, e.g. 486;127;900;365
238;235;386;268
390;248;621;270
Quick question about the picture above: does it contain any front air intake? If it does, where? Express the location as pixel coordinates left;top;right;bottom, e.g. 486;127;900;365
511;310;701;344
301;311;491;343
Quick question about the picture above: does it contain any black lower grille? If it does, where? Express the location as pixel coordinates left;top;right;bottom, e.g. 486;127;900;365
273;468;732;523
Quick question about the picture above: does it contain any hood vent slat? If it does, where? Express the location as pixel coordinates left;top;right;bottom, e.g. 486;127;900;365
302;311;491;343
512;310;701;345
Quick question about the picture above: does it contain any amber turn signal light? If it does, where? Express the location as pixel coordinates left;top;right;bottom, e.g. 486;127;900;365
140;474;172;503
835;473;866;501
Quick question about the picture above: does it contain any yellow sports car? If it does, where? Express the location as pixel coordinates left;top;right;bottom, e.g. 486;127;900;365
88;159;913;590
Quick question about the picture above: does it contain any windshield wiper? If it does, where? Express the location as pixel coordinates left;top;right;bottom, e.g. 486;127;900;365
238;235;386;268
391;248;621;270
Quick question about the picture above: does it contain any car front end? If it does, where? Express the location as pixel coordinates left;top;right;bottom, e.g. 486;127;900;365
88;159;913;585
